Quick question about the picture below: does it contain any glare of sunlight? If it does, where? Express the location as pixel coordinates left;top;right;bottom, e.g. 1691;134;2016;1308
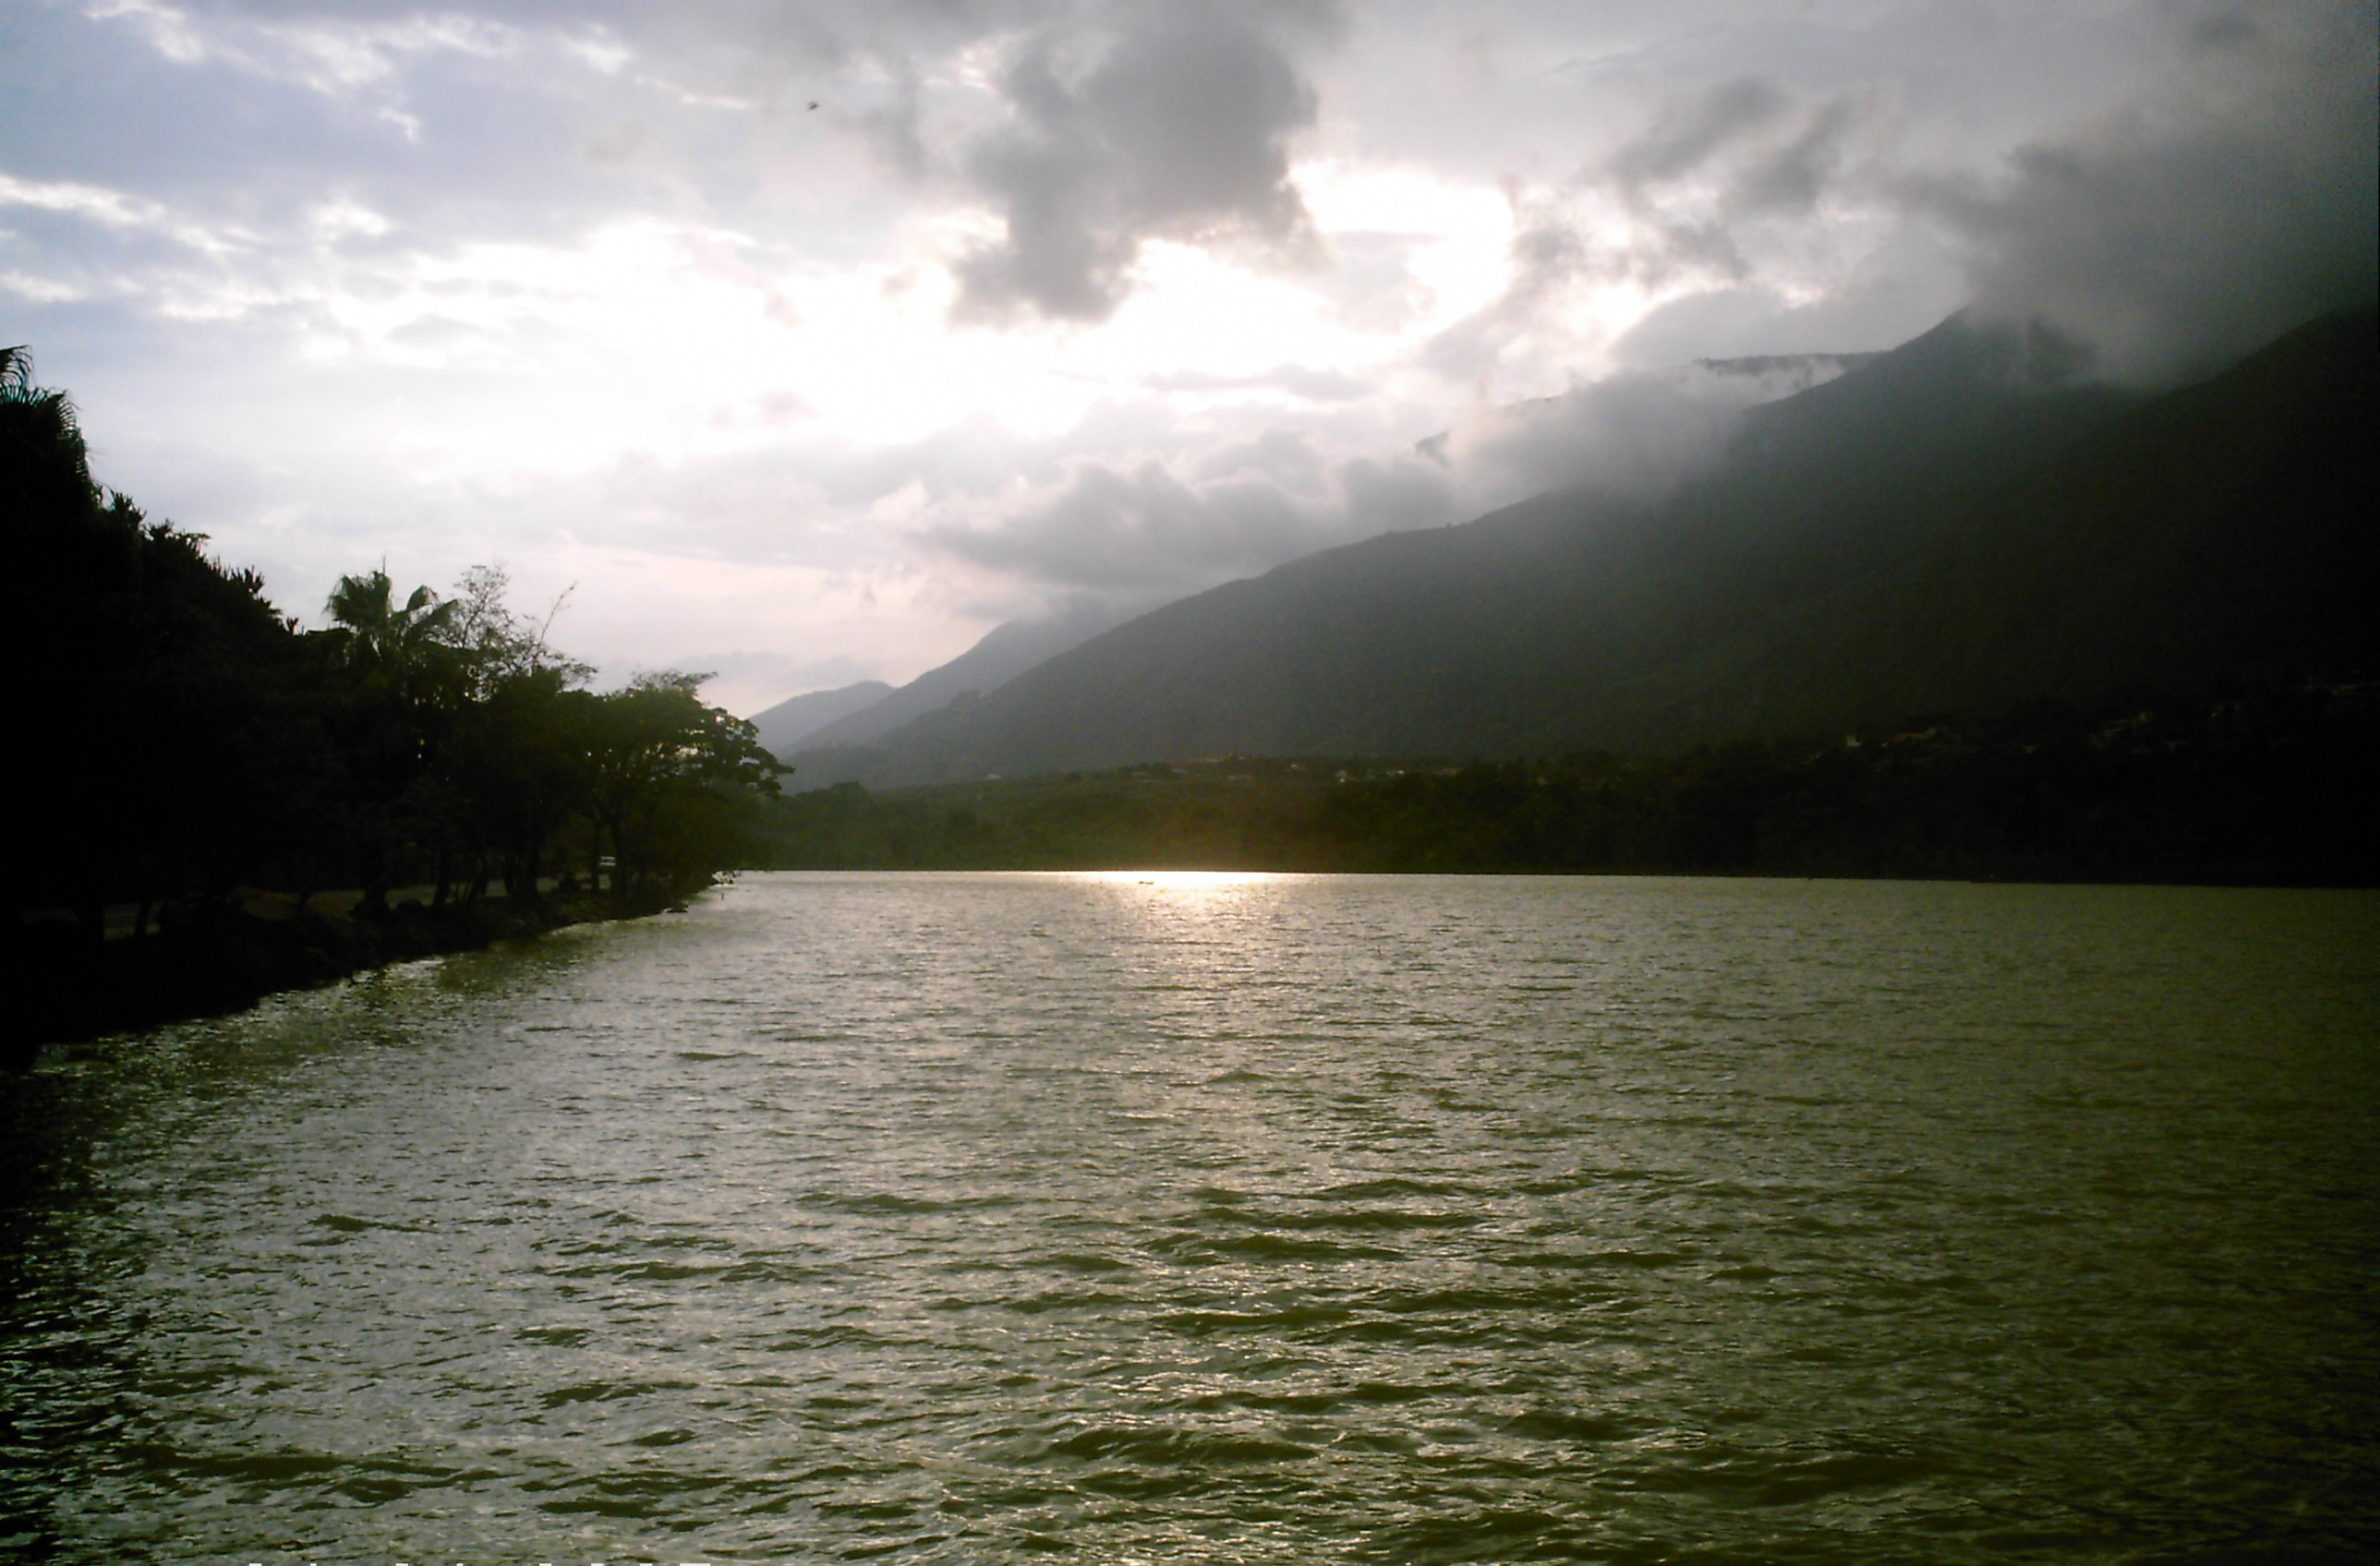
1076;870;1288;895
1079;242;1354;379
1298;161;1515;329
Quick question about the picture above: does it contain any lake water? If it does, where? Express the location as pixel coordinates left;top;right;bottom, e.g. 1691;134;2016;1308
4;871;2375;1564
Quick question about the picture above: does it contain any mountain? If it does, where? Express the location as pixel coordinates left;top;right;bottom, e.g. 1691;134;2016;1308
789;308;2374;788
785;597;1142;776
1411;351;1880;466
747;680;892;759
1677;307;2375;728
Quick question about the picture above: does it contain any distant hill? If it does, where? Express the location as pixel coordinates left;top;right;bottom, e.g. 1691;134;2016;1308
784;597;1141;777
747;681;892;759
788;308;2374;787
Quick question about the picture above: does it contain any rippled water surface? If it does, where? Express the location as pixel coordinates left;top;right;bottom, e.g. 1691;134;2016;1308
4;872;2376;1564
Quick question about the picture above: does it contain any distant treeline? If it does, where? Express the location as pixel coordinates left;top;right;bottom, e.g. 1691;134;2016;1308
6;346;782;1034
755;682;2377;885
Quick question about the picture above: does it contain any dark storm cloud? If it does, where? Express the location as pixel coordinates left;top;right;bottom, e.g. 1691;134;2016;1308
1922;0;2377;384
168;0;1347;327
574;1;1344;326
1420;1;2372;391
1600;75;1882;286
947;2;1338;323
1607;77;1792;191
16;0;1355;333
1420;70;1891;386
1733;95;1862;215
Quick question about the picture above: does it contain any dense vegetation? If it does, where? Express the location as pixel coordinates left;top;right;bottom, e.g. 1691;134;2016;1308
755;678;2377;885
6;348;782;1046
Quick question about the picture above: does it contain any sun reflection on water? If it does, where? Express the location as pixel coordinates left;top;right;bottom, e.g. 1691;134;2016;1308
1073;870;1290;895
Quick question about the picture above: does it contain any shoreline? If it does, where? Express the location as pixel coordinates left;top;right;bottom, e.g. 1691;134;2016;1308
8;885;699;1065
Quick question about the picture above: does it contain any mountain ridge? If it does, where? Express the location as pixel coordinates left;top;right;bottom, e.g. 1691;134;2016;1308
785;597;1140;758
747;680;892;757
788;307;2373;789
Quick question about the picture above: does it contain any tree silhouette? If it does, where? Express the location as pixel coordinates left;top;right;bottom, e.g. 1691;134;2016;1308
578;671;784;908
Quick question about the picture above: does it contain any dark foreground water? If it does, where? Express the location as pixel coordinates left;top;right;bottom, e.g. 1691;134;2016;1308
3;872;2375;1565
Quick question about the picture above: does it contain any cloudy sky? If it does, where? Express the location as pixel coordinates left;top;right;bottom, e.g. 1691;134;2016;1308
5;0;2371;715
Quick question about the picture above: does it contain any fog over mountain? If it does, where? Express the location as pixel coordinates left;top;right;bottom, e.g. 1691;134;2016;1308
1937;0;2376;385
789;346;1887;760
1425;353;1880;510
786;305;2373;788
772;3;2374;741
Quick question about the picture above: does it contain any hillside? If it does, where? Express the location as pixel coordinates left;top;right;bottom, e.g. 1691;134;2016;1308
788;308;2374;788
785;597;1137;756
748;679;890;757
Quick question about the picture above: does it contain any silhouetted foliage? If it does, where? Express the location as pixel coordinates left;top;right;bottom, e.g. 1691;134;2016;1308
576;671;784;909
755;679;2377;885
6;350;782;1050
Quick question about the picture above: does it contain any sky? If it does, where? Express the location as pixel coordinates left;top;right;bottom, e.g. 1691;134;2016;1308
4;0;2372;716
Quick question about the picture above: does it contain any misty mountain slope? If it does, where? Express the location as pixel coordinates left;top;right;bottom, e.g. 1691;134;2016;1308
1478;314;2139;742
790;309;2368;787
1628;306;2377;741
748;680;891;758
1871;305;2376;707
791;598;1139;755
794;495;1673;781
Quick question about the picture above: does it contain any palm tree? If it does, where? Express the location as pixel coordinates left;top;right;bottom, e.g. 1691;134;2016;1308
325;568;461;683
322;570;467;910
2;345;97;518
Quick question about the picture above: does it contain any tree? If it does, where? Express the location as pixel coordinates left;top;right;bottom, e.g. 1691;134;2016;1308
423;565;591;903
9;347;321;942
575;671;784;908
318;569;471;910
324;568;464;692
